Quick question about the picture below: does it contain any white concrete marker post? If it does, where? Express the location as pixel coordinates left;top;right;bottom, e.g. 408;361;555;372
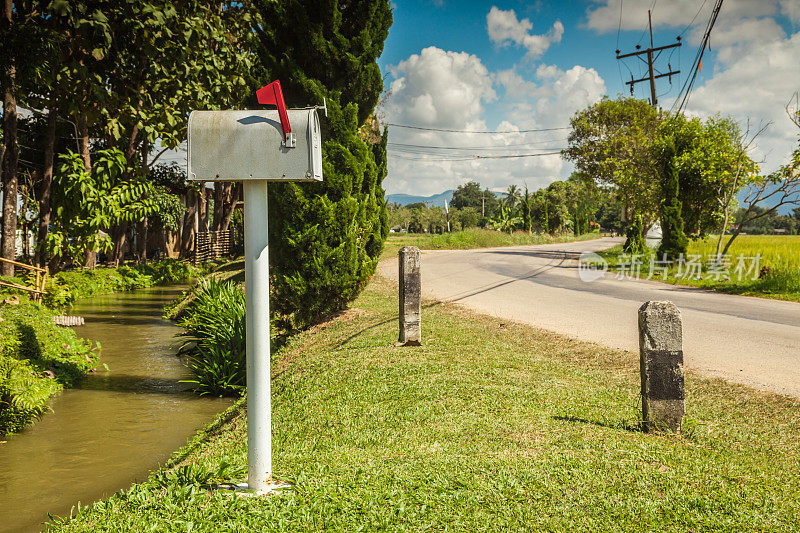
244;180;272;491
187;80;325;495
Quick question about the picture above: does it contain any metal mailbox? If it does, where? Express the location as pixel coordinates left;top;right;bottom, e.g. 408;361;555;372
187;108;323;182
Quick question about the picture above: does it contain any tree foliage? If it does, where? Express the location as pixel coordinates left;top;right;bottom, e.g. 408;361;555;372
657;140;689;260
47;149;156;266
253;0;392;328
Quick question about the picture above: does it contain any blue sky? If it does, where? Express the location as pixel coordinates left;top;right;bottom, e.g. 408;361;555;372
378;1;800;196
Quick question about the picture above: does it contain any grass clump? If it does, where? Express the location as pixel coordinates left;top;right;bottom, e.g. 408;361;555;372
0;298;98;435
381;228;600;260
176;278;246;397
50;277;800;531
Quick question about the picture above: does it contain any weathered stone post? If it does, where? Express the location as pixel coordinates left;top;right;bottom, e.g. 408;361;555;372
638;301;685;432
398;246;421;346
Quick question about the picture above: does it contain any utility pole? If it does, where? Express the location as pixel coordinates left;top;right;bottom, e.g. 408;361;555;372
616;10;681;107
479;194;487;217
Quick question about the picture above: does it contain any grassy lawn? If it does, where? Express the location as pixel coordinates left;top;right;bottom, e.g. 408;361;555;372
49;275;800;532
381;228;601;261
599;235;800;301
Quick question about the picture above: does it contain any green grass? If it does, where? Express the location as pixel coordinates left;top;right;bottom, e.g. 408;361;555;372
0;297;98;435
50;277;800;531
381;228;601;260
599;235;800;301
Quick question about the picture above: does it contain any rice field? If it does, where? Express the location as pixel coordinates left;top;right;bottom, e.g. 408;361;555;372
602;234;800;301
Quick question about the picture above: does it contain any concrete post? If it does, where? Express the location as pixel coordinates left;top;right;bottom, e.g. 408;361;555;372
638;301;685;432
398;246;421;346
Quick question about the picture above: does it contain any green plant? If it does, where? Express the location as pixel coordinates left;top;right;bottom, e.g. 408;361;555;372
0;299;98;435
47;149;157;267
658;139;689;260
254;0;392;330
177;278;246;396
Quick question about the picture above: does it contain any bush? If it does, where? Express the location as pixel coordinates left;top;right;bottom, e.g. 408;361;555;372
176;278;246;397
256;0;391;330
0;298;98;435
45;260;201;308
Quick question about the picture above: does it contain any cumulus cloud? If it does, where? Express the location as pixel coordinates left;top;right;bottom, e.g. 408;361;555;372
487;6;564;59
385;46;496;130
381;45;606;196
675;30;800;173
585;0;779;34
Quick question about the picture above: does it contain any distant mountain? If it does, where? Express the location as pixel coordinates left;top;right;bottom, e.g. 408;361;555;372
385;190;454;207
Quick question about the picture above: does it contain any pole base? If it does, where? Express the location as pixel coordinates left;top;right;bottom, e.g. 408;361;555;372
214;479;292;497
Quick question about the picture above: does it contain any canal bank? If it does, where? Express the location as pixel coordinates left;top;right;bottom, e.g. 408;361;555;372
46;277;800;532
0;286;231;533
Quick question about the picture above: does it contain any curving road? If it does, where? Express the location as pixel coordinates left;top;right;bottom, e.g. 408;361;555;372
378;237;800;398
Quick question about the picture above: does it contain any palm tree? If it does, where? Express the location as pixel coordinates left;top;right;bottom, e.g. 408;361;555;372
505;184;521;210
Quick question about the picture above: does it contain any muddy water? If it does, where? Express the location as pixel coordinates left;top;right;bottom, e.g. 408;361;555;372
0;286;232;532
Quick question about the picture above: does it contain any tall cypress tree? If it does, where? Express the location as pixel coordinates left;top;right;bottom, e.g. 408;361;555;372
254;0;392;328
657;140;689;260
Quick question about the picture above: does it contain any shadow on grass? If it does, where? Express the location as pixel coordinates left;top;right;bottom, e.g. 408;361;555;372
165;399;245;469
552;415;644;433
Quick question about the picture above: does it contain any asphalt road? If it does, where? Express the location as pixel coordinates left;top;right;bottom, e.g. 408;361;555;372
378;237;800;398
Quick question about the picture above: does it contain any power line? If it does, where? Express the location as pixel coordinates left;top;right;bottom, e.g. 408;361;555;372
671;0;724;114
387;123;569;134
390;151;564;162
678;0;709;38
388;139;567;151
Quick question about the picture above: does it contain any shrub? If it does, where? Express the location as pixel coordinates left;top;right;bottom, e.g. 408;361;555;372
255;0;391;329
0;299;98;435
177;278;246;396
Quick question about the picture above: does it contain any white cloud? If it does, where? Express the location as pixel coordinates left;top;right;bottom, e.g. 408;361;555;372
586;0;780;34
781;0;800;23
675;30;800;173
497;64;607;130
386;46;496;130
381;47;606;196
487;6;564;59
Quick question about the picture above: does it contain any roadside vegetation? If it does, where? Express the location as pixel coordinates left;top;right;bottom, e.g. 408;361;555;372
599;234;800;301
382;228;601;261
50;276;800;531
0;297;97;435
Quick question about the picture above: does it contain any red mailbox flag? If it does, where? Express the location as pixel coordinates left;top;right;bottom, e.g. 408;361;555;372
256;80;292;139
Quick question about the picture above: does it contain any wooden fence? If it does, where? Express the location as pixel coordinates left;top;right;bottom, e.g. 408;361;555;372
193;229;240;264
0;258;48;302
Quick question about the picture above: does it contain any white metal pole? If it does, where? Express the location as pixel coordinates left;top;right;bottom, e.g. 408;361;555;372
244;180;272;493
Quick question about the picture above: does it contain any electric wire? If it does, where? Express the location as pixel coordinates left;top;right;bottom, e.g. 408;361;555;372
390;151;563;162
387;123;569;133
671;0;724;114
388;138;568;151
678;0;709;38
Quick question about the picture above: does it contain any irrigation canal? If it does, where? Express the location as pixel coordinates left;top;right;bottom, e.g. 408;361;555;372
0;286;232;532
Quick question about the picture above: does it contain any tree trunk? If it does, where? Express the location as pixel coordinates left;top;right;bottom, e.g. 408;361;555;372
199;184;209;231
76;112;91;173
219;183;239;231
180;191;198;259
1;77;19;276
212;182;226;231
36;106;58;266
137;217;148;263
113;221;128;266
